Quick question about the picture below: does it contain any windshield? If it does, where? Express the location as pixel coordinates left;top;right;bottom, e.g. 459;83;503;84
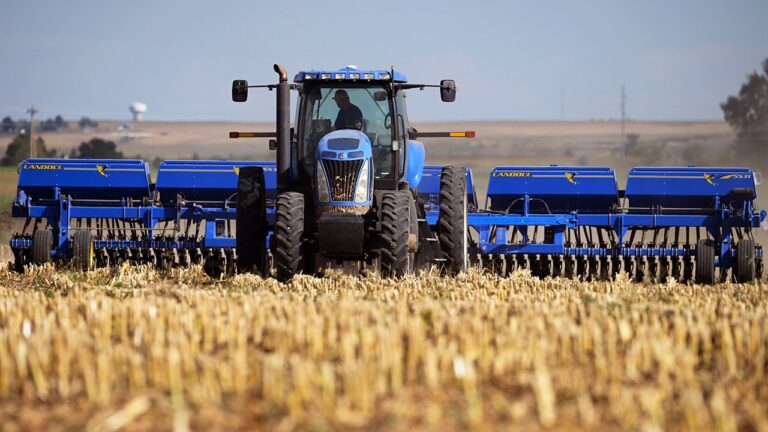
300;84;395;177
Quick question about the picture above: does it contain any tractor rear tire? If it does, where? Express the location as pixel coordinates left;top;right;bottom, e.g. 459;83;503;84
695;239;715;284
380;191;411;277
32;229;53;265
236;167;268;275
438;166;468;275
274;192;304;282
72;230;95;271
735;240;756;283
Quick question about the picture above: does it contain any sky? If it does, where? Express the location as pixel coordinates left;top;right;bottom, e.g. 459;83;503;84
1;0;767;123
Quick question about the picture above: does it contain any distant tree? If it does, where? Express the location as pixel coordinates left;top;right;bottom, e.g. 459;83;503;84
72;138;123;159
1;134;57;166
37;115;69;132
1;116;16;134
54;115;68;130
79;117;98;129
721;58;768;154
39;118;57;132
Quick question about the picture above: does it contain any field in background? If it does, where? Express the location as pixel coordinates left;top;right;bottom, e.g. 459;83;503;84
0;266;766;431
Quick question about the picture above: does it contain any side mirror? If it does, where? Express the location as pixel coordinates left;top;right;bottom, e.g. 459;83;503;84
440;79;456;102
373;91;387;102
232;80;248;102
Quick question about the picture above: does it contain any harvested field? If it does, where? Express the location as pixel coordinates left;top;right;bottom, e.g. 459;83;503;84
0;266;766;431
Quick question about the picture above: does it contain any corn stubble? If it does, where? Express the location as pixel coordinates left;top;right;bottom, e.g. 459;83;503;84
0;265;766;431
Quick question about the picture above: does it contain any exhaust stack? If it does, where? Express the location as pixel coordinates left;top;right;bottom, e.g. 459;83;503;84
274;64;291;189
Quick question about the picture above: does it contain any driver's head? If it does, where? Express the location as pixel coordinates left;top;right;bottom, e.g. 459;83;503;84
333;90;351;109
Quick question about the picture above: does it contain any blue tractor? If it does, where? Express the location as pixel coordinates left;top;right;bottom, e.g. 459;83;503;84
230;65;474;280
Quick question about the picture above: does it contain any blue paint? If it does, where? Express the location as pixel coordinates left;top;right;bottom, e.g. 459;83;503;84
294;66;407;83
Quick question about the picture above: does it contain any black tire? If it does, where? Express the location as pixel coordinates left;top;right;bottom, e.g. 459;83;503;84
32;229;53;265
236;167;268;275
72;230;94;271
380;191;411;277
735;240;756;283
437;166;468;275
274;192;304;282
695;239;715;284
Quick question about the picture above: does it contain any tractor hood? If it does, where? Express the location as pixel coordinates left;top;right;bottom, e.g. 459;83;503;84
316;129;372;160
314;130;374;207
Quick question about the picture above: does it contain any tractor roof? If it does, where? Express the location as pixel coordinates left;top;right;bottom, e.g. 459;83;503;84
293;65;407;83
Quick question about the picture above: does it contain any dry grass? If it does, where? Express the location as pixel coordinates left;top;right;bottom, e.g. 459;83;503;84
0;266;766;431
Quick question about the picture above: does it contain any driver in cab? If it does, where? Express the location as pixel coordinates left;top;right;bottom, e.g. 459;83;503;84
333;90;364;131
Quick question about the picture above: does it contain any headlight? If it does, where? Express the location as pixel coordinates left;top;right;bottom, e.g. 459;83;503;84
379;72;391;80
354;159;370;203
363;73;375;80
316;161;330;202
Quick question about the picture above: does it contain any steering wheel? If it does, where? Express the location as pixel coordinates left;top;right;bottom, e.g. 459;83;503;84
384;113;392;129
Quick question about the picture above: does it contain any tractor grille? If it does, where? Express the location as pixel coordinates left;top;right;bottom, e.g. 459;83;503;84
322;159;363;202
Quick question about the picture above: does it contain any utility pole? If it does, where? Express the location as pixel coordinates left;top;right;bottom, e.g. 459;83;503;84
26;106;38;158
620;85;626;158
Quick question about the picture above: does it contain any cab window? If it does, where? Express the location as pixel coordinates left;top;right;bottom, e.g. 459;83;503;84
300;85;395;178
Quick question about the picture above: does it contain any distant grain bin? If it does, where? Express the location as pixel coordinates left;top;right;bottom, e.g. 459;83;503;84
129;102;147;122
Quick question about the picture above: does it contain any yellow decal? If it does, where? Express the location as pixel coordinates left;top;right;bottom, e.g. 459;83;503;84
720;174;735;180
234;167;240;176
565;172;577;184
493;171;531;177
96;165;108;177
704;174;715;185
23;164;62;170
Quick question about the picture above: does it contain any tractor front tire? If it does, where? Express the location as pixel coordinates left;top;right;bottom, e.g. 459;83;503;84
32;229;53;265
735;240;756;283
274;192;304;282
236;166;268;275
695;239;715;284
380;191;411;277
438;166;468;275
72;230;95;271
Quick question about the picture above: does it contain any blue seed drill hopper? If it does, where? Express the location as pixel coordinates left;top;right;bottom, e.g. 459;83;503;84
10;158;276;277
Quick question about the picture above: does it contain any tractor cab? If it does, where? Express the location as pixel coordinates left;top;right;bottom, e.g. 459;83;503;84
294;67;411;198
